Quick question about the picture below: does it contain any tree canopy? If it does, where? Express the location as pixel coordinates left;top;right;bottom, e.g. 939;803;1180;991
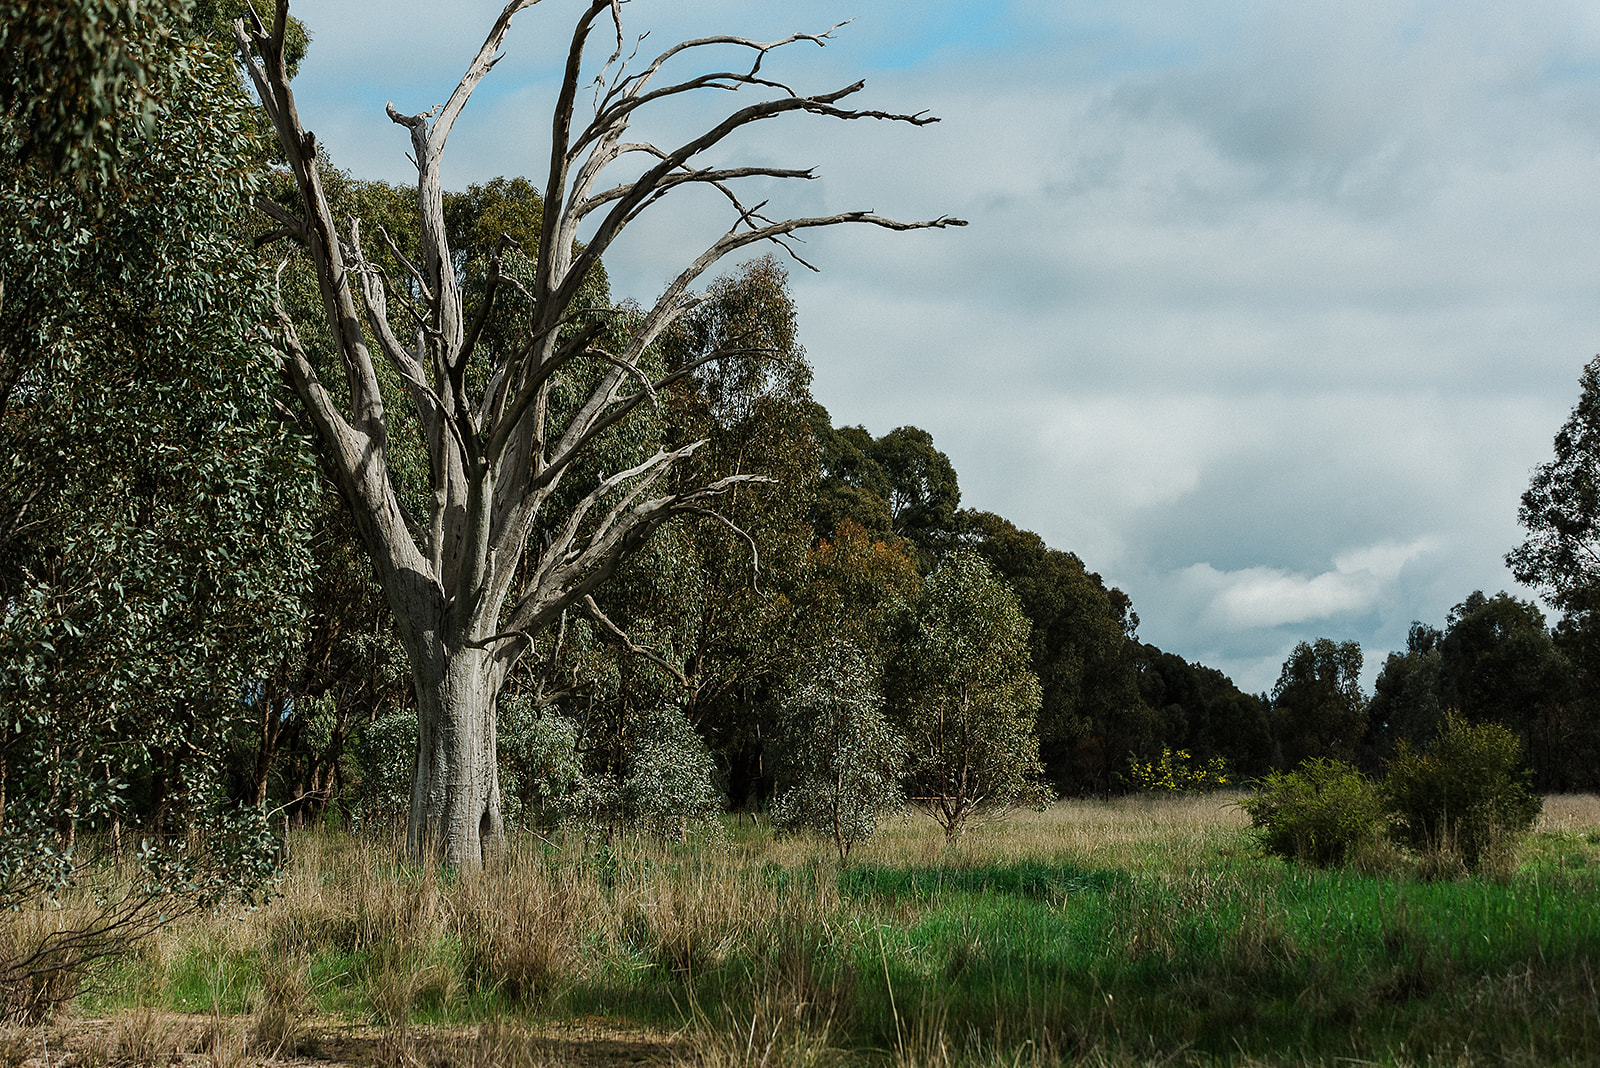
0;3;313;1001
1271;639;1367;768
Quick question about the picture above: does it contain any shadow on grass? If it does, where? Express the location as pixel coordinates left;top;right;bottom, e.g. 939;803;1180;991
838;859;1123;903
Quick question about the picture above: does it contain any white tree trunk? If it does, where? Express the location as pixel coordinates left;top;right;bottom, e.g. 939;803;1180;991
406;642;504;867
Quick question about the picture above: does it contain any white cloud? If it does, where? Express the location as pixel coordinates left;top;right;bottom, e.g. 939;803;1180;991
1181;537;1439;631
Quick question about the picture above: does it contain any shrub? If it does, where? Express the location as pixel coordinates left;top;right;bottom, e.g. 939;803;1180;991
621;704;724;845
496;697;585;833
1382;712;1540;871
770;639;904;860
350;709;416;830
1126;748;1231;792
1239;759;1382;866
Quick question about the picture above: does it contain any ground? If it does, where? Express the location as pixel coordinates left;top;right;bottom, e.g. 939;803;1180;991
3;1012;684;1067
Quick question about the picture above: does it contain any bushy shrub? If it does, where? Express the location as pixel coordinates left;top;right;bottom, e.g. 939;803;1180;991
1239;759;1382;866
1127;748;1231;792
620;704;724;845
1382;713;1540;871
497;697;585;832
770;639;904;859
350;709;416;830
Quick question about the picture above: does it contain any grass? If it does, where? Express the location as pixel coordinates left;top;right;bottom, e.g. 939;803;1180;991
23;793;1600;1066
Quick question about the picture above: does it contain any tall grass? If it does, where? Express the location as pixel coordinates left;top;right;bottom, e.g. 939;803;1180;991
68;794;1600;1066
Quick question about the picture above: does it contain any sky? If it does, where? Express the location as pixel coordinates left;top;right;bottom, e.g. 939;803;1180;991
283;0;1600;694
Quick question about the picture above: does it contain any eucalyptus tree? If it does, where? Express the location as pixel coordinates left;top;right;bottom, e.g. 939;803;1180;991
1440;591;1573;790
234;0;962;866
653;256;820;799
1270;639;1367;768
888;550;1051;842
1510;355;1600;780
772;638;903;860
805;417;961;559
960;510;1154;793
1;14;310;1011
1509;355;1600;617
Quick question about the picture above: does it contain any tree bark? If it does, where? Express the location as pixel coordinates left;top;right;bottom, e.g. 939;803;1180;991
405;642;504;867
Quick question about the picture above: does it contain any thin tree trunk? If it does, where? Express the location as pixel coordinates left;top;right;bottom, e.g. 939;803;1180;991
252;681;286;810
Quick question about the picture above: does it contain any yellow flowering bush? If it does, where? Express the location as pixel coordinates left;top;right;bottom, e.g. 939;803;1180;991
1127;748;1231;792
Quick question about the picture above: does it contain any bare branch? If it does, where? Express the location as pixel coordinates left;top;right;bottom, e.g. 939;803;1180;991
584;25;855;152
252;195;307;244
458;234;512;375
376;224;433;305
586;345;659;412
581;595;689;687
577;163;815;219
346;220;473;473
515;338;764;506
559;81;952;314
419;1;542;164
233;2;389;438
506;469;771;637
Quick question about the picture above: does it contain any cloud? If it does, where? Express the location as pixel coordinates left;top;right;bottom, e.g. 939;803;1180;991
280;0;1600;697
1181;538;1440;631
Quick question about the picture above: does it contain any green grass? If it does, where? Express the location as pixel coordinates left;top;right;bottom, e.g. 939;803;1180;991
54;794;1600;1065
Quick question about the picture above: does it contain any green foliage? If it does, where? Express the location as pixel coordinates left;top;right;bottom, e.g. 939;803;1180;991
1383;713;1541;870
791;519;922;663
1240;759;1382;867
1508;354;1600;791
1439;591;1572;789
1134;643;1272;781
1126;748;1231;792
889;550;1052;841
0;25;311;908
1510;354;1600;615
962;509;1154;794
0;0;186;178
0;28;312;1012
871;425;961;551
651;255;819;807
0;0;306;180
1367;622;1446;766
350;710;417;830
1367;596;1584;791
496;697;585;833
770;640;903;859
616;705;723;845
807;415;961;557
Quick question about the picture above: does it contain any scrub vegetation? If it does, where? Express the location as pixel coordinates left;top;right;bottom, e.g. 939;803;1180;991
4;794;1596;1067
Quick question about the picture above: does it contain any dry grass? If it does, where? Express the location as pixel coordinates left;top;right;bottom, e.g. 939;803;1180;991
841;793;1251;871
0;902;95;1023
37;792;1600;1068
1536;793;1600;832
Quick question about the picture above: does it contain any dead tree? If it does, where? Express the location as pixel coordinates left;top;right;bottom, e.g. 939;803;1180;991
235;0;963;868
